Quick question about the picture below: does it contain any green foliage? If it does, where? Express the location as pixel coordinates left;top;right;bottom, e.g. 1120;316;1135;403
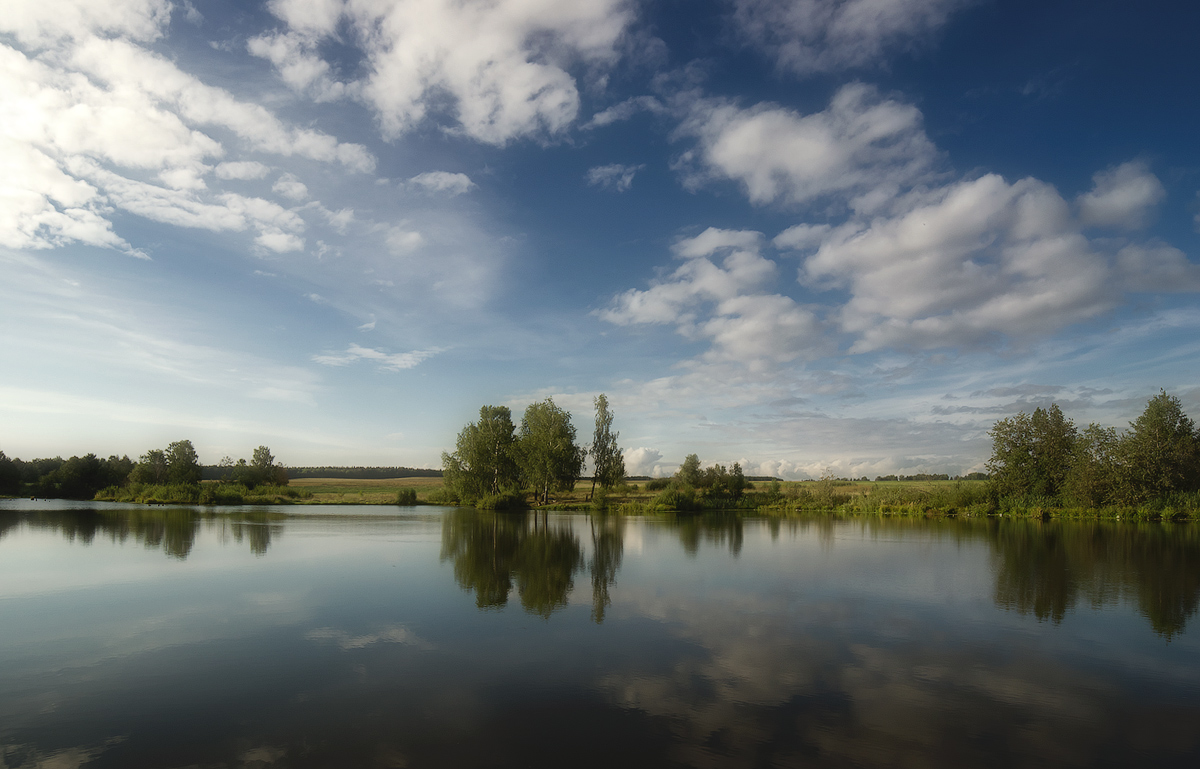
231;445;289;489
1065;424;1121;507
1117;390;1200;502
517;398;584;505
676;454;702;488
645;477;671;491
166;440;202;485
987;405;1078;501
396;488;418;505
590;393;625;490
35;453;133;500
651;487;701;512
443;405;520;504
0;451;19;495
130;448;169;485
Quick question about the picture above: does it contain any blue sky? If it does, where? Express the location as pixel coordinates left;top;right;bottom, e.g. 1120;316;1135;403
2;0;1199;478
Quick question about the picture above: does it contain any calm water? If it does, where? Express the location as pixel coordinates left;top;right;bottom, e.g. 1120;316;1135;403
2;501;1199;768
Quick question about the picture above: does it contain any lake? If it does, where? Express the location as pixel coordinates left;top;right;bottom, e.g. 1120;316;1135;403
2;500;1199;768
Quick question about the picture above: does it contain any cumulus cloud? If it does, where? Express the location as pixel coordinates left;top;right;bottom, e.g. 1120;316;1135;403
254;0;636;145
586;163;645;192
602;228;822;366
0;1;370;255
407;171;476;196
1076;161;1165;230
624;447;665;477
677;83;939;211
731;0;970;75
312;343;443;371
799;174;1119;351
272;172;309;200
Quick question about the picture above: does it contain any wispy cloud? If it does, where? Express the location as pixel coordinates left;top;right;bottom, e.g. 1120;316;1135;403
586;163;645;192
312;343;444;371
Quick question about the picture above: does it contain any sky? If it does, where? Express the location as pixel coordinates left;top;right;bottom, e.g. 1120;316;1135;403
2;0;1199;479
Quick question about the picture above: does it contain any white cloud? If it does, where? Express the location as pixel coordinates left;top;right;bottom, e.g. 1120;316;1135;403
214;161;271;180
1;0;172;47
1116;243;1200;292
255;229;305;253
0;3;370;256
731;0;970;75
272;172;309;200
677;83;939;210
624;447;665;477
585;95;665;128
386;226;425;253
312;343;443;371
602;227;821;366
407;171;476;196
802;174;1119;351
586;163;644;192
256;0;636;145
773;223;831;251
1076;160;1165;230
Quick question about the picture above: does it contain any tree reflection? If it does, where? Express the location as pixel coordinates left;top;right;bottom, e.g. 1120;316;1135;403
676;513;744;557
440;509;586;618
2;508;282;559
589;515;624;623
988;519;1200;638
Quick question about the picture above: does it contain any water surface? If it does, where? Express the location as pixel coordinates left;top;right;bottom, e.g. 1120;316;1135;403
2;501;1198;768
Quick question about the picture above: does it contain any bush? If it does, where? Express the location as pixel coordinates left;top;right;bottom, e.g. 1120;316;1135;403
645;478;671;491
652;487;701;512
476;491;527;511
396;488;418;506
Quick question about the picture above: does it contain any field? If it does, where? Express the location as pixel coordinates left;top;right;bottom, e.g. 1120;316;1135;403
285;476;992;511
288;476;446;504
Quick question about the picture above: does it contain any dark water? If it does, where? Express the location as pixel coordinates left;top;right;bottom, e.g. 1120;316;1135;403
2;501;1199;768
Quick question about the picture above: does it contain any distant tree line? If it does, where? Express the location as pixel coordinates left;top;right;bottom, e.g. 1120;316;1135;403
282;466;443;480
874;473;989;482
987;391;1200;508
0;441;290;502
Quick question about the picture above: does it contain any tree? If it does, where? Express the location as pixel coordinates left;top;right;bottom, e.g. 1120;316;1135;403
987;405;1077;500
252;445;289;486
233;445;288;489
0;451;20;495
443;405;520;502
589;394;625;499
1118;390;1200;502
1065;424;1120;507
676;454;702;488
130;448;169;485
166;440;201;485
517;398;584;505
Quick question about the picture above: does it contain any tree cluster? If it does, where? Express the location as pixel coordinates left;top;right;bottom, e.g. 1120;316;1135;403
442;395;626;507
987;391;1200;507
1;440;289;500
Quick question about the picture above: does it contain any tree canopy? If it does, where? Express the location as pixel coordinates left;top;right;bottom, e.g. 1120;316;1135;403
442;405;520;503
517;398;584;505
590;394;625;493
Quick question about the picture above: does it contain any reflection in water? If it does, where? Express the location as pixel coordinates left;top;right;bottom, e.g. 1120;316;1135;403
440;510;586;618
0;507;283;559
3;504;1200;768
589;515;623;623
990;519;1200;638
677;514;744;556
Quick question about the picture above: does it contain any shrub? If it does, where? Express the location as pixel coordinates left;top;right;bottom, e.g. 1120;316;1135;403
396;488;418;506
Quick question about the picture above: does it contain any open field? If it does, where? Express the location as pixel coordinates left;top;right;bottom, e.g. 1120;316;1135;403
284;477;993;510
289;476;445;504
